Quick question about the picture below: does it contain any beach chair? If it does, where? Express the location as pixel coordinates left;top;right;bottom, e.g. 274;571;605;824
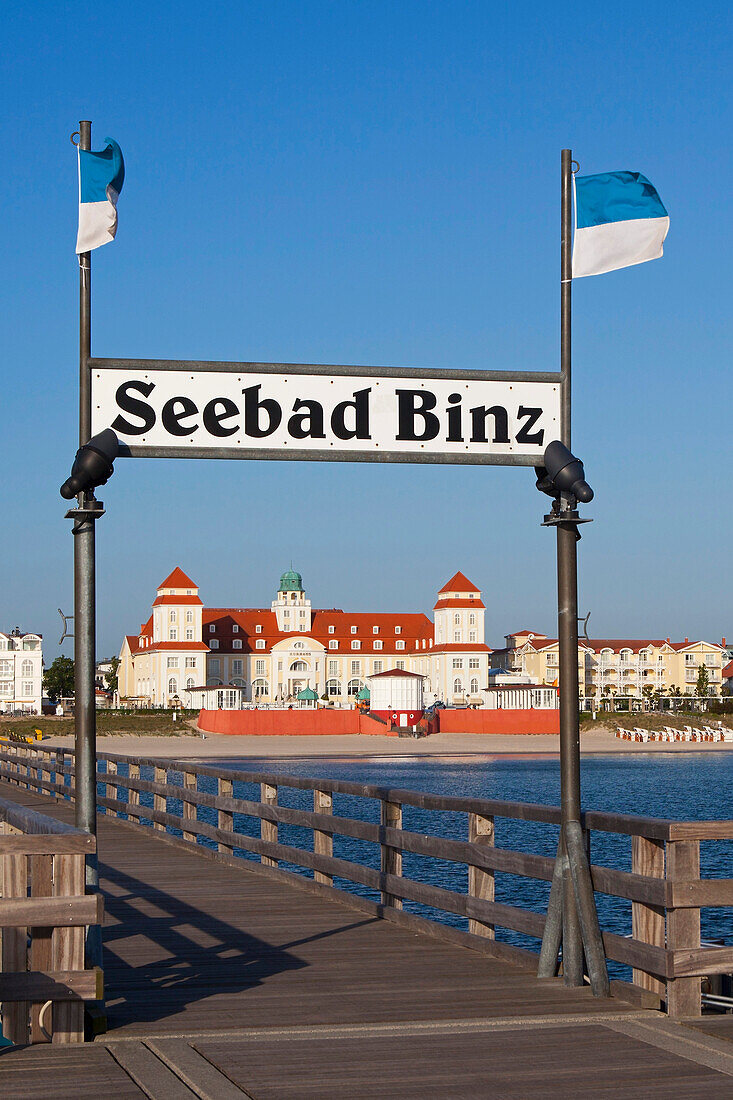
633;728;650;743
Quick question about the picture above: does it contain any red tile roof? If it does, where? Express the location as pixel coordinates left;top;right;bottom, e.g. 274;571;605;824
201;608;433;654
158;567;198;590
723;661;733;679
430;643;491;653
438;571;480;594
368;668;425;679
433;598;486;610
152;594;203;607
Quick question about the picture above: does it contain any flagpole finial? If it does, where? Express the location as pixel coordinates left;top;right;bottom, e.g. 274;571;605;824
571;160;580;174
70;131;80;146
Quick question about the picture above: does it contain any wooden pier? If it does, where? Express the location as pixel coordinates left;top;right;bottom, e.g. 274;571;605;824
2;747;733;1097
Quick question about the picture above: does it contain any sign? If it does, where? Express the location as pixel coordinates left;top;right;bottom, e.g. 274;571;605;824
91;359;561;466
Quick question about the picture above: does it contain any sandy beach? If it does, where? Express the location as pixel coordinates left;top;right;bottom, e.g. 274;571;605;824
36;726;733;759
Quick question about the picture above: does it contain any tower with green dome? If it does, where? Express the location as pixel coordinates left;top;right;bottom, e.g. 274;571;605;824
272;568;311;632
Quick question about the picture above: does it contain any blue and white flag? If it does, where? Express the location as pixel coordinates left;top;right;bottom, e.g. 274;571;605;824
76;138;125;254
572;171;668;278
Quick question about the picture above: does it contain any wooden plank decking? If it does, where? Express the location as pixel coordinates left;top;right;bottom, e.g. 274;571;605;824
2;780;733;1098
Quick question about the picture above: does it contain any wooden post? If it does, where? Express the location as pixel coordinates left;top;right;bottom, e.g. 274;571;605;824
218;776;233;853
380;799;402;909
55;749;65;799
261;782;278;866
106;759;117;816
52;853;85;1042
468;812;495;938
631;834;665;996
154;765;166;831
182;770;197;844
666;839;702;1017
313;789;333;886
128;763;140;819
30;854;54;1042
1;826;29;1044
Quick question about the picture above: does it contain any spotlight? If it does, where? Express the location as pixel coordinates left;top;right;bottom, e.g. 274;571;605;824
60;428;119;499
535;440;593;504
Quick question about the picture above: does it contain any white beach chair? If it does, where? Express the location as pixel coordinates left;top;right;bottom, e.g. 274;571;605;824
633;728;650;743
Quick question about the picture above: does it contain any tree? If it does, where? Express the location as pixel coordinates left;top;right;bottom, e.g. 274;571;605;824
696;663;710;698
105;656;120;694
43;656;75;701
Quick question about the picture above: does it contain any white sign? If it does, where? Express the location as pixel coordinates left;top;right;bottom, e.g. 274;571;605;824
91;362;560;466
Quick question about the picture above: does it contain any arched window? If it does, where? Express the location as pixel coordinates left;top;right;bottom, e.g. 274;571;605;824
252;679;269;698
469;613;475;626
186;610;193;623
290;660;308;672
326;678;341;696
169;610;177;622
185;677;195;690
470;678;479;695
230;677;245;687
454;613;460;625
292;640;305;649
347;679;363;697
167;677;178;696
453;678;463;695
21;659;33;678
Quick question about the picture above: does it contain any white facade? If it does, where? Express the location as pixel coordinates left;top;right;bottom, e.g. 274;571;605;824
369;670;424;712
0;629;43;714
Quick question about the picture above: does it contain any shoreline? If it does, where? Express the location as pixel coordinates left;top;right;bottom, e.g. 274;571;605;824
36;726;733;760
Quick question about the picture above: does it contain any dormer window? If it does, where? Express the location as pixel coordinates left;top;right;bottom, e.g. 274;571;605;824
329;626;335;634
396;640;405;650
256;639;265;650
209;625;216;633
351;626;358;634
351;640;361;650
329;640;338;650
256;625;263;634
373;626;379;635
395;626;402;635
232;625;239;633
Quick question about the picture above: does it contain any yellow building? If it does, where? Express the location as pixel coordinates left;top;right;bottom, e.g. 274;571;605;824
494;630;726;698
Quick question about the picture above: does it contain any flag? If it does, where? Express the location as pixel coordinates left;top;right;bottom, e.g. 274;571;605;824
572;171;668;278
76;138;125;254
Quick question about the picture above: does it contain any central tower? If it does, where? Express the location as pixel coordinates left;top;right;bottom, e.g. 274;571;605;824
272;569;312;633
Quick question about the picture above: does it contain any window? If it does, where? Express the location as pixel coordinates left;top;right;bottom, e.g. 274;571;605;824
469;657;480;669
167;656;178;668
167;677;178;696
169;628;178;641
209;625;216;633
396;640;405;650
395;660;405;670
186;677;195;690
22;682;33;697
186;610;193;623
373;640;383;650
705;654;718;666
255;659;266;675
185;629;193;641
658;654;664;663
395;626;402;635
0;660;11;677
373;660;383;673
0;681;11;696
256;639;266;650
351;640;361;650
454;614;460;625
293;640;305;649
252;679;269;698
21;659;33;678
232;660;243;676
453;658;463;669
328;625;335;634
685;654;695;664
232;624;238;633
329;640;338;650
210;639;219;649
256;624;263;634
469;631;477;643
470;678;479;695
209;659;220;675
233;639;242;649
290;660;308;672
169;610;177;622
547;654;558;665
469;614;475;626
347;679;362;697
351;626;358;635
185;657;196;668
351;660;361;674
373;626;379;635
453;632;461;643
453;678;463;695
328;660;339;676
326;679;340;696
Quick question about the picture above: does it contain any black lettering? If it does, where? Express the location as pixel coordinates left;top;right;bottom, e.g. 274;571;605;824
111;380;156;435
331;388;371;440
288;398;325;440
243;384;282;438
396;389;440;441
470;404;510;444
516;406;544;446
162;396;199;436
446;393;463;442
203;397;239;437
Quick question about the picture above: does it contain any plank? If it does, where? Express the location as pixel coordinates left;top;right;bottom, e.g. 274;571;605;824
108;1041;199;1098
147;1038;255;1099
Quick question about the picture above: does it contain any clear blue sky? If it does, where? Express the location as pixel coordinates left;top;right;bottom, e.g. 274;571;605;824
2;0;731;658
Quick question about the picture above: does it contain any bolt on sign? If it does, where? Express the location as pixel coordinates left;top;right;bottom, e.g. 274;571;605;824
91;359;561;466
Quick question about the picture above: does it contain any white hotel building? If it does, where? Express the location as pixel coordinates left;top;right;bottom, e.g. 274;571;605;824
118;568;492;709
0;629;44;714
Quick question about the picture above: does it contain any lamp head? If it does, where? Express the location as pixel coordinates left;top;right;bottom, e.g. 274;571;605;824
535;440;593;504
60;428;119;500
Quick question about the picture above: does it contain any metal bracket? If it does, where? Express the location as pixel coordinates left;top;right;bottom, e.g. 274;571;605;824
58;609;74;645
578;611;591;642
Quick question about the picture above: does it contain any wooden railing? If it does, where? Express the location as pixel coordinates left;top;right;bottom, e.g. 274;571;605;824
2;744;733;1017
0;793;103;1045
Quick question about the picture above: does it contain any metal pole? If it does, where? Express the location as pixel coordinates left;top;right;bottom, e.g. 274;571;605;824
74;119;103;972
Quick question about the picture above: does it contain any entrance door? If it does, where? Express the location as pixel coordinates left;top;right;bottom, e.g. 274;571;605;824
400;713;408;727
